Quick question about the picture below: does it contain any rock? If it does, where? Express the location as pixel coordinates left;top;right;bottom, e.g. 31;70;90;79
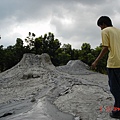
0;111;14;118
31;97;36;102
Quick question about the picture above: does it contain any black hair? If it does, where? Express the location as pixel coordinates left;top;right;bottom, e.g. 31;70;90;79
97;16;113;27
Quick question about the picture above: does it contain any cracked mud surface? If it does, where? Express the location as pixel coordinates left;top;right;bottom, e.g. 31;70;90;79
0;53;118;120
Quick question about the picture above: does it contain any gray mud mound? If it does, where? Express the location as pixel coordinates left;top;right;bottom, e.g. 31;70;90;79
0;53;56;104
0;53;55;79
56;60;94;75
0;53;55;83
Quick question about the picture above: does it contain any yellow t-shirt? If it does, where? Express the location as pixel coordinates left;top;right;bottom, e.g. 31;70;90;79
102;27;120;68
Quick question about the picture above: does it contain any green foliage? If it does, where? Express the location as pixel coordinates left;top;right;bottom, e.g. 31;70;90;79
0;32;108;74
25;32;36;48
79;43;93;65
0;45;5;72
57;51;71;65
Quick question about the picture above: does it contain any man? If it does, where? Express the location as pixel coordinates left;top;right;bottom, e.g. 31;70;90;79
91;16;120;119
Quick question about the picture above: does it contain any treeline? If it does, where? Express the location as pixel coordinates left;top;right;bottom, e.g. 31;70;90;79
0;32;108;74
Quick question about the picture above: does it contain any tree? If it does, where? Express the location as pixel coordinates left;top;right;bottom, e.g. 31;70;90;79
0;31;108;74
62;44;72;57
4;45;16;70
14;38;24;62
0;45;5;72
79;43;92;65
25;32;36;48
71;49;81;60
57;51;71;65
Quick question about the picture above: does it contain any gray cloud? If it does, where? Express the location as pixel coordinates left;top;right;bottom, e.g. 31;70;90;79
0;0;120;49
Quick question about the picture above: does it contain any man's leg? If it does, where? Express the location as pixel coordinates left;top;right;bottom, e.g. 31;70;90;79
107;68;120;107
107;68;120;118
113;68;120;108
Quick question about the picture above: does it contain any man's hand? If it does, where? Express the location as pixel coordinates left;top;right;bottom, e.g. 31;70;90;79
91;61;98;69
91;46;108;70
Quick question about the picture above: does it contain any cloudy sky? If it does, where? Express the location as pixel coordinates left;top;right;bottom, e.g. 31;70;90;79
0;0;120;49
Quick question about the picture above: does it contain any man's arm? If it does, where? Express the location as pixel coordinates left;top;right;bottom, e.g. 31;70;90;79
91;46;108;69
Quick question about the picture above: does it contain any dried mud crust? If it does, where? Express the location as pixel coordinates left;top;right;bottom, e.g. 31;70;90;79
0;53;115;120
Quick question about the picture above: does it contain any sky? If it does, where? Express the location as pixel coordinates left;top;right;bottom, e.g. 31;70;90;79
0;0;120;49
